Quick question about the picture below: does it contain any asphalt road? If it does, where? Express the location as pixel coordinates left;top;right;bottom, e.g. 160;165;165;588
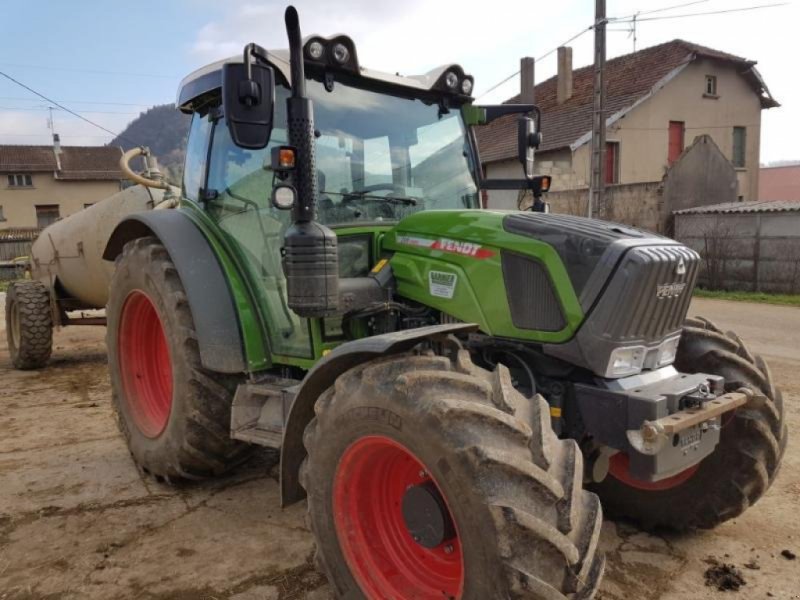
0;295;798;599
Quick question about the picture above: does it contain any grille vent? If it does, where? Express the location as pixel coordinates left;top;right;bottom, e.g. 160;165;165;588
501;251;565;332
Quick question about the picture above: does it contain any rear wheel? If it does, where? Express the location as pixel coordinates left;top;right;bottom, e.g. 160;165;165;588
592;317;787;530
301;350;604;599
5;280;53;369
107;237;253;481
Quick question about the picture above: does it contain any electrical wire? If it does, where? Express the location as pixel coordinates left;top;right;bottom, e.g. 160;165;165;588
614;3;788;23
0;96;153;107
0;105;140;115
0;70;140;145
475;26;595;100
0;62;178;79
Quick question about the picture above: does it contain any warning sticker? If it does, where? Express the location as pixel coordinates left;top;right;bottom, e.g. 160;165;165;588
428;271;458;299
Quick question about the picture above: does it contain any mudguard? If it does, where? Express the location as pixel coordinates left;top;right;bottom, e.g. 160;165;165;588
280;322;478;506
104;210;247;374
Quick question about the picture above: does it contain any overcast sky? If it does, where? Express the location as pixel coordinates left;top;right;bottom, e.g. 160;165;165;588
0;0;796;163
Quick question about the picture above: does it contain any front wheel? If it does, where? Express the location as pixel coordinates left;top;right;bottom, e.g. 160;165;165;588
591;317;787;530
301;350;604;599
107;237;253;481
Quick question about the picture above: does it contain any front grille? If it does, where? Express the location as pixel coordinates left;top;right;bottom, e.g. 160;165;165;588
502;251;566;332
597;245;700;343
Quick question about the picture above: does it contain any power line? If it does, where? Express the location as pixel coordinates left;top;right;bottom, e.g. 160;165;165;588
614;3;788;23
475;26;595;100
0;70;139;145
0;62;178;80
0;132;113;139
0;96;155;107
608;0;710;22
0;104;141;115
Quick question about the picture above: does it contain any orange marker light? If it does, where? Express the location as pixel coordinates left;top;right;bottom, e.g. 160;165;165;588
279;148;296;169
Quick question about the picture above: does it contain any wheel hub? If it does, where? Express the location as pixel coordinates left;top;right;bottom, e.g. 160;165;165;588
402;481;456;549
333;435;464;599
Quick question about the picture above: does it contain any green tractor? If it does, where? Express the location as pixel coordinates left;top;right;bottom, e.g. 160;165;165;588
96;7;785;599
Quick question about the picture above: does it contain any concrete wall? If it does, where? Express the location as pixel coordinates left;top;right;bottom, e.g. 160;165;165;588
0;173;120;229
674;211;800;293
545;182;664;232
661;134;739;232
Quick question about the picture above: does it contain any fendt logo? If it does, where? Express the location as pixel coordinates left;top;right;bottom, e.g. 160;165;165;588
656;282;687;299
397;235;495;259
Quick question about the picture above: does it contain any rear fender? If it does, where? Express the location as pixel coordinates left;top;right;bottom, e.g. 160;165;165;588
280;322;478;506
104;211;247;374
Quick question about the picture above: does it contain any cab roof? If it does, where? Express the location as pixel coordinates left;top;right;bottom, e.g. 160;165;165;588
177;36;472;113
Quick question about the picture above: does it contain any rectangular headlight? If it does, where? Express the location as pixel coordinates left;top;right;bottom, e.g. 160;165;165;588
605;345;646;378
656;335;681;367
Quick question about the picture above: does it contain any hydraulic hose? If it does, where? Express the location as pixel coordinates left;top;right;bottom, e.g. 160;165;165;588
119;147;170;190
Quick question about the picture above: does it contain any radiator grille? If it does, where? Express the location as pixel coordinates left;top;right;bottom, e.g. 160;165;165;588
597;245;700;343
502;251;566;332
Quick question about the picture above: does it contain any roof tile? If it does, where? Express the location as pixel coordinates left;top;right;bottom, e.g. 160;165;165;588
0;145;123;180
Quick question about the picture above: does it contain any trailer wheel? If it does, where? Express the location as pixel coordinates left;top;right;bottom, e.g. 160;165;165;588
591;317;787;530
5;280;53;370
301;350;604;599
107;237;253;481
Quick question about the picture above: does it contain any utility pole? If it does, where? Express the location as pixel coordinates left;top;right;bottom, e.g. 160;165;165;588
588;0;607;219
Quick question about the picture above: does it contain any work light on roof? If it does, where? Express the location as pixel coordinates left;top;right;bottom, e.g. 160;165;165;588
444;71;458;89
307;40;325;60
461;78;473;95
332;43;350;64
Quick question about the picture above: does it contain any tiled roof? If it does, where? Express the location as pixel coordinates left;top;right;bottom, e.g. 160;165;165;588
0;145;123;180
476;39;778;163
674;200;800;215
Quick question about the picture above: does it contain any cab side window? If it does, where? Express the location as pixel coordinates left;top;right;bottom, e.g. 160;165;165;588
182;112;213;202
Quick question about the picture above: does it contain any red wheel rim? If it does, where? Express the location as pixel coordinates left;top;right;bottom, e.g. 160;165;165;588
608;452;699;491
117;291;173;438
333;436;464;599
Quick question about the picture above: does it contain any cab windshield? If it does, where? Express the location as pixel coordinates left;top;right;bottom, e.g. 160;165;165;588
308;78;480;224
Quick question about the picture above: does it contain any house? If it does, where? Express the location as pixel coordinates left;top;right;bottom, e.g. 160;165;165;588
0;136;123;230
476;39;778;211
759;164;800;202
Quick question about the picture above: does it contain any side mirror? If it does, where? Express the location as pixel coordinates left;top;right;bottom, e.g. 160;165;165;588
517;116;541;179
222;61;275;149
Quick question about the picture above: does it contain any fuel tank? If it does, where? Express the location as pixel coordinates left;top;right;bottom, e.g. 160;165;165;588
30;184;178;309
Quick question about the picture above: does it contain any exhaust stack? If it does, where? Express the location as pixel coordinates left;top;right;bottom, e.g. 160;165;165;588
282;5;340;317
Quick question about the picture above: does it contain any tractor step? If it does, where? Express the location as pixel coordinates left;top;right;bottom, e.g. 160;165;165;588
231;377;299;448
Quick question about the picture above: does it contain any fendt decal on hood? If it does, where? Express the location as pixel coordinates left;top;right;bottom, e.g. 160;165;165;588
397;235;495;259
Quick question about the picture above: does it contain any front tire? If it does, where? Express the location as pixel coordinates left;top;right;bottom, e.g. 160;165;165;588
107;237;253;481
592;317;787;530
301;350;604;599
5;280;53;370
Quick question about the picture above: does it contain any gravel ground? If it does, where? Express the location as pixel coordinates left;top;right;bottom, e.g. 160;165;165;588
0;294;798;599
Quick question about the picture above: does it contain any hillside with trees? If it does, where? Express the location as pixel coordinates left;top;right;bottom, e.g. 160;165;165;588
111;104;190;184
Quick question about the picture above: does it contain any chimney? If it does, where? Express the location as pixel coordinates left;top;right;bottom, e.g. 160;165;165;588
52;133;62;171
557;46;573;104
520;56;535;105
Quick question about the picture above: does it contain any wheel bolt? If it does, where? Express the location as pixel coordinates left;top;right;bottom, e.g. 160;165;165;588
419;470;427;478
444;544;454;554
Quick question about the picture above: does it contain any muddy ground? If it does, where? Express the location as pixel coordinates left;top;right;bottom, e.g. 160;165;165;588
0;295;798;599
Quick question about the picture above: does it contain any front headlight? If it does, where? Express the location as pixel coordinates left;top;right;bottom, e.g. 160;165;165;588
655;335;681;367
605;346;646;378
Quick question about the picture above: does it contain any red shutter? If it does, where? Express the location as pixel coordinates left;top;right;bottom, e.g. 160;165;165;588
668;121;685;165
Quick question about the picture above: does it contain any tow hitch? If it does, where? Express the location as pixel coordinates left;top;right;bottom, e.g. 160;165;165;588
628;388;753;456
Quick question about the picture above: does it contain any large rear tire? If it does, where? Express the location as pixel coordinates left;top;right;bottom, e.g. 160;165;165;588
107;237;253;481
591;317;787;530
5;280;53;370
301;350;604;599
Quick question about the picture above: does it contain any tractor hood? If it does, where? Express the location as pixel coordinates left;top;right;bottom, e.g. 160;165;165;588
383;209;701;378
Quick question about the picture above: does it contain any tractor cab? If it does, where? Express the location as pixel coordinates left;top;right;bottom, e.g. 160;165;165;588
175;34;539;362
